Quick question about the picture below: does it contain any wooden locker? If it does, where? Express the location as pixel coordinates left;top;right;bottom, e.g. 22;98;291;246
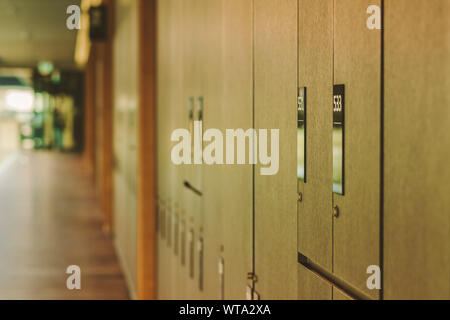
112;0;139;299
333;0;381;299
156;0;172;299
201;0;224;299
162;0;186;300
179;0;206;299
169;0;186;300
254;0;298;299
221;0;254;300
298;265;332;300
384;0;450;299
297;0;334;274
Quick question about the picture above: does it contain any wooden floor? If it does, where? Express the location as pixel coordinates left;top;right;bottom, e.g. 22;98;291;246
0;151;129;299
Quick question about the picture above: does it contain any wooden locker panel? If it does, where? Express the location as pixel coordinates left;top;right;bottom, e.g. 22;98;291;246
180;1;204;265
333;0;381;299
156;0;173;299
172;0;187;300
254;0;298;299
165;0;185;300
384;0;450;299
221;0;253;300
186;0;205;195
201;0;224;299
156;0;171;216
298;265;332;300
297;0;334;271
180;0;197;193
113;0;139;298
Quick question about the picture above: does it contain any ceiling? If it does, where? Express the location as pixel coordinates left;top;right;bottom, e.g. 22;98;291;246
0;0;81;70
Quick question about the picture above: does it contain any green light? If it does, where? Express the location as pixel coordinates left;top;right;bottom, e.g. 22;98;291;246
37;61;54;76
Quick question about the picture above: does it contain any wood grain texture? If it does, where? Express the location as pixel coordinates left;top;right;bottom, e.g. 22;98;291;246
332;0;381;299
180;0;204;300
254;0;298;299
298;266;332;300
220;0;254;300
168;0;186;300
384;0;450;299
201;0;224;299
297;0;333;272
156;0;172;299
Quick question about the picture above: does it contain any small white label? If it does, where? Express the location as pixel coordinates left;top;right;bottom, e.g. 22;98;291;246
246;285;252;300
218;258;224;275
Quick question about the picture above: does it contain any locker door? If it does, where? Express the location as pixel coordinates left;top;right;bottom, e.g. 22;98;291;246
180;0;205;299
384;0;450;299
201;0;223;299
156;0;174;299
297;0;334;281
333;0;381;299
254;0;298;299
113;0;139;298
166;0;185;300
221;0;253;299
180;0;196;299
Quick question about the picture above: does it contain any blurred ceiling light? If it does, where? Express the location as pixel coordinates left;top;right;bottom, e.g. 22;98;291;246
37;61;54;76
5;90;34;112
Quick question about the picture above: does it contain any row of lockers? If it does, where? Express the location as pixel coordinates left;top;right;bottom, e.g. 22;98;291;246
156;0;449;299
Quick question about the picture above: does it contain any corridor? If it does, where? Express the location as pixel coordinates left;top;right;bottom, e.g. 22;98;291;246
0;0;448;301
0;152;128;299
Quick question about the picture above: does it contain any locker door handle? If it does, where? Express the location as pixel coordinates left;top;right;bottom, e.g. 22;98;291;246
195;96;203;164
180;220;186;266
198;238;204;291
197;96;203;122
188;97;195;162
333;84;345;195
188;229;194;279
297;87;307;183
183;180;202;196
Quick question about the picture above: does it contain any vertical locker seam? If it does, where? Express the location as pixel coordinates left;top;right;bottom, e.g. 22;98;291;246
251;0;256;290
380;0;385;301
296;0;300;299
295;0;298;270
331;0;336;279
331;0;336;299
